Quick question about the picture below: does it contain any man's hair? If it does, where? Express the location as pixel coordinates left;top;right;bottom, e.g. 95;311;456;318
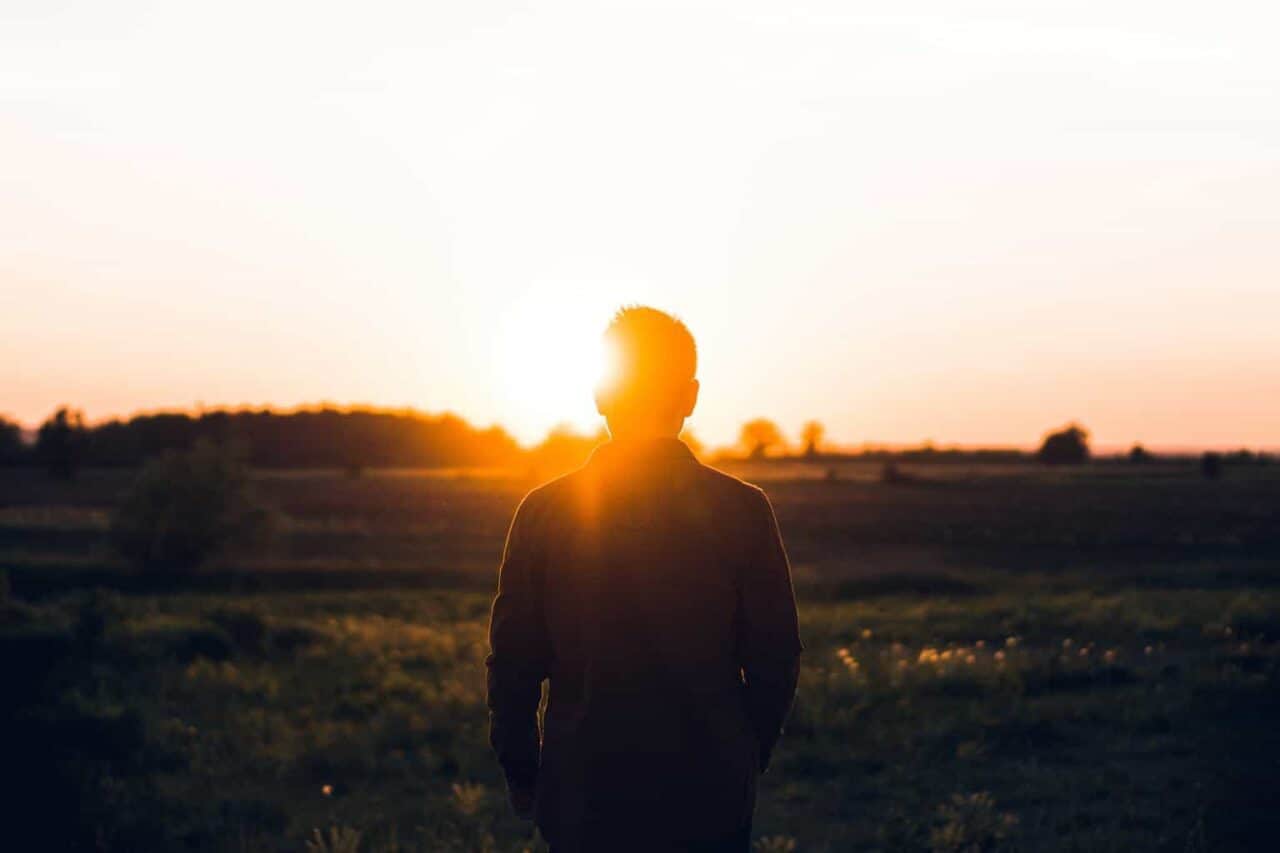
598;306;697;412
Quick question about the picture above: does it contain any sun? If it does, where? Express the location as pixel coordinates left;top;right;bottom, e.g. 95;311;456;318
493;301;608;443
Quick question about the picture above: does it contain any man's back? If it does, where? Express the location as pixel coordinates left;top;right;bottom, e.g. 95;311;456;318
487;438;803;852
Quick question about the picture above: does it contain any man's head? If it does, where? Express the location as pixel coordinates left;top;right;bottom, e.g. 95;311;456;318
595;306;699;439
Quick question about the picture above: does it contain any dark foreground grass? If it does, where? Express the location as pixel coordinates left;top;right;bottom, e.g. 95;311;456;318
3;464;1279;850
4;562;1278;852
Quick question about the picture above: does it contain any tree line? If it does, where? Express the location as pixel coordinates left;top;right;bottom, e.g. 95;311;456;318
1;406;523;475
1;407;1269;478
734;418;1271;473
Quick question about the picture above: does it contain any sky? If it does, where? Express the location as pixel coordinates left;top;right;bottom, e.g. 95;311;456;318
2;0;1278;450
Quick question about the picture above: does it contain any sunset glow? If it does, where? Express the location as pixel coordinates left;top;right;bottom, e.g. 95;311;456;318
492;295;611;437
3;2;1279;448
4;7;1280;848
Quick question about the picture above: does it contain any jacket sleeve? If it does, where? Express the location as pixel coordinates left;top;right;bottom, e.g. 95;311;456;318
738;489;803;772
486;494;551;791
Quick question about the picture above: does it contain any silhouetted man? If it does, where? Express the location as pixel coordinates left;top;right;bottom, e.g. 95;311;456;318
487;307;803;852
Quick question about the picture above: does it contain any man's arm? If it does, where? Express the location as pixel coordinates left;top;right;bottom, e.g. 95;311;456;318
486;494;550;811
738;489;803;772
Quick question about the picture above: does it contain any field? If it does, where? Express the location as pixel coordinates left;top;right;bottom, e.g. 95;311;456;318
3;461;1280;851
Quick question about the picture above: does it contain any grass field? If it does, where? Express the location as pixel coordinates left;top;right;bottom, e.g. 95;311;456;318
3;461;1279;851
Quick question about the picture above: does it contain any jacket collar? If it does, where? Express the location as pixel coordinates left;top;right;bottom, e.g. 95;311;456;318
588;438;695;467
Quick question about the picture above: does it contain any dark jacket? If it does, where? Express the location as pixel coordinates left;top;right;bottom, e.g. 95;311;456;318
486;438;803;850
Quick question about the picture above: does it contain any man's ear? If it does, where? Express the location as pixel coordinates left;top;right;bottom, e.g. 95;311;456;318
681;379;700;418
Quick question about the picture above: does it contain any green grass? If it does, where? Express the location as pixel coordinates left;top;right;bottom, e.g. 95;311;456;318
2;464;1279;850
5;568;1278;851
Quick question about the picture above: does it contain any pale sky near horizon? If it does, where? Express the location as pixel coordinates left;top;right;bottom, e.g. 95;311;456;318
2;1;1278;449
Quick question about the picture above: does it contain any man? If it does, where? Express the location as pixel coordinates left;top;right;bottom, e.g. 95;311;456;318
486;306;803;852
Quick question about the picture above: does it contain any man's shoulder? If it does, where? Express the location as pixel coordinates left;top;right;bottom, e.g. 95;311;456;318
513;464;591;517
688;459;772;512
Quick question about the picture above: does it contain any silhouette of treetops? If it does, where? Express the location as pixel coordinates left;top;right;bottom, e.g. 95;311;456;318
36;406;88;479
0;414;25;465
801;421;825;458
740;418;785;460
1036;423;1091;466
36;406;524;470
11;406;1270;473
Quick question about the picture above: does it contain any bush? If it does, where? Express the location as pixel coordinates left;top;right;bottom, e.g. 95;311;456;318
110;440;274;572
1036;423;1090;466
36;406;87;479
930;791;1018;852
0;416;26;465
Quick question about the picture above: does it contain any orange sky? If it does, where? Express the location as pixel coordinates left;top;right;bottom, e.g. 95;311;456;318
3;2;1278;449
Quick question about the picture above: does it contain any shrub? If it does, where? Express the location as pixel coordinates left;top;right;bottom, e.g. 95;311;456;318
35;406;87;479
110;440;274;572
930;792;1018;853
1036;423;1090;466
0;415;26;465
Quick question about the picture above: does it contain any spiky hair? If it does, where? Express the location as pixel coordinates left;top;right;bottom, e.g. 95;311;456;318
599;306;697;408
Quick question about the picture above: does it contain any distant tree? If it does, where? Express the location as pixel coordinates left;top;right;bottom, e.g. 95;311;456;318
739;419;785;460
0;416;25;465
1200;451;1222;480
801;421;826;458
1036;423;1090;466
1128;443;1152;464
36;407;87;478
110;440;274;572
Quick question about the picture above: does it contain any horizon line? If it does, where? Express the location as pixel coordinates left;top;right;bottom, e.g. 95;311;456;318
6;400;1277;457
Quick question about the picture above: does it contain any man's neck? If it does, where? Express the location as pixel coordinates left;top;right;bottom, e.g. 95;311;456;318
606;425;682;443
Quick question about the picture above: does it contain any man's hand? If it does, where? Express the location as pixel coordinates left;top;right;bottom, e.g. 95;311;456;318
507;784;536;820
